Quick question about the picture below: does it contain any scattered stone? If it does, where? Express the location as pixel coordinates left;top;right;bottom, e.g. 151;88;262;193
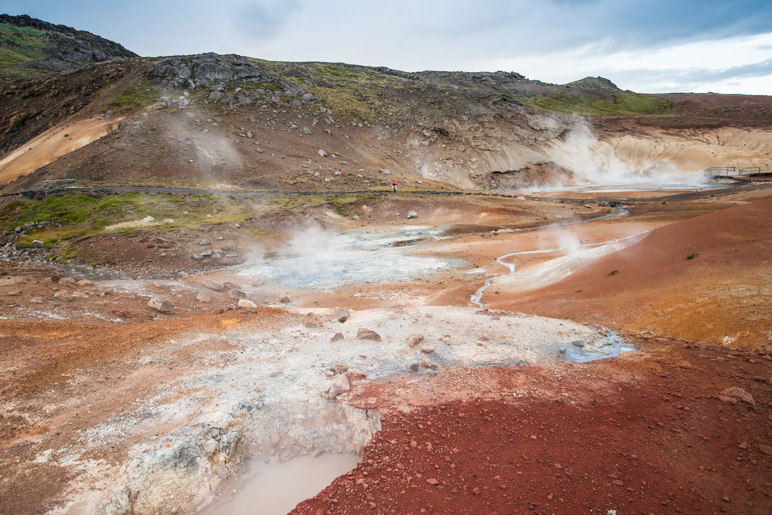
32;239;44;247
426;479;439;485
53;291;74;302
202;279;224;291
719;387;755;407
303;127;312;135
59;277;76;285
196;292;211;303
304;312;325;327
7;290;21;296
421;359;437;369
421;346;435;354
192;254;204;261
237;299;257;308
332;307;350;323
202;438;218;456
328;374;350;399
759;445;772;456
148;297;174;313
357;328;382;341
318;149;327;157
199;239;212;246
210;252;222;259
330;332;344;342
330;362;349;375
407;211;418;219
228;289;247;300
409;363;420;372
30;297;43;304
406;333;424;347
279;293;291;304
572;340;586;348
142;216;155;223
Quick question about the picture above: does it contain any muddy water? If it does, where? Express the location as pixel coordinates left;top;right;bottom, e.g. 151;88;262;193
206;453;360;515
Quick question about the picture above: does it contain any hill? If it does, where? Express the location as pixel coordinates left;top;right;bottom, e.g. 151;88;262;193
0;13;137;83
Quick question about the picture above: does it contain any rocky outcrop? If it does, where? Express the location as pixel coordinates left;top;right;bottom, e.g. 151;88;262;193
148;53;266;89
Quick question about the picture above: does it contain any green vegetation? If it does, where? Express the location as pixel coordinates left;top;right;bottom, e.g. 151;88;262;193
0;22;48;82
0;193;254;262
107;82;159;113
529;90;678;116
686;253;697;260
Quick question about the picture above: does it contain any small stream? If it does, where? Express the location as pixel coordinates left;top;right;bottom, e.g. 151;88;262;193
471;231;648;308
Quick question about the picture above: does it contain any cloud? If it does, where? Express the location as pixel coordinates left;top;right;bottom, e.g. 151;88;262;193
233;0;302;40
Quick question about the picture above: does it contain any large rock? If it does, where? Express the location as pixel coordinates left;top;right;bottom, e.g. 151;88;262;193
148;297;174;313
237;299;257;308
228;289;247;300
328;374;350;399
357;328;381;341
406;333;424;347
303;313;325;328
202;279;224;291
332;307;350;323
718;387;755;407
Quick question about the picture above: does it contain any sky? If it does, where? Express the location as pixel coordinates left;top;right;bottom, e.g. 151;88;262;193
5;0;772;95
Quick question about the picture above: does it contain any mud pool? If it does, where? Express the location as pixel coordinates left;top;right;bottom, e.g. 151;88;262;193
234;226;463;291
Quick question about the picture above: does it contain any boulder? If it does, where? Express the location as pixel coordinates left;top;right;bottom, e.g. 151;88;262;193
332;307;350;323
357;328;381;341
330;362;349;375
303;312;325;328
199;239;212;246
328;374;350;399
53;291;74;302
228;289;247;299
237;299;257;308
202;279;224;291
32;239;44;247
406;333;424;347
718;387;755;407
407;211;418;219
196;292;211;303
148;297;174;313
318;149;327;157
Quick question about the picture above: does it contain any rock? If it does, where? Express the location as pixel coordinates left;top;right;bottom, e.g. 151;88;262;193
32;239;44;247
196;292;211;303
330;332;344;342
357;328;381;341
279;293;291;304
199;239;212;246
303;312;325;327
202;279;224;291
328;374;350;399
202;438;218;456
719;387;755;407
237;299;257;308
406;333;424;347
318;149;327;157
330;362;349;375
59;277;76;285
407;211;418;219
76;280;94;286
421;346;435;354
6;290;21;296
303;127;312;135
210;252;222;259
421;359;437;369
409;363;420;371
148;297;174;313
572;340;586;348
332;307;350;323
142;216;155;223
228;289;247;299
53;291;74;302
759;445;772;456
426;479;439;485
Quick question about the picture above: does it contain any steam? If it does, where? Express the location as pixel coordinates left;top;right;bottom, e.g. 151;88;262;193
235;223;461;291
546;119;707;190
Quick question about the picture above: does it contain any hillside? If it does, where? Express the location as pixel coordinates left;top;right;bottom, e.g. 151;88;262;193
0;14;137;83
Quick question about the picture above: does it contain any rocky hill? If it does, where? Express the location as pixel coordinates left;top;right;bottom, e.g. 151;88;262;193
0;14;137;82
0;18;771;194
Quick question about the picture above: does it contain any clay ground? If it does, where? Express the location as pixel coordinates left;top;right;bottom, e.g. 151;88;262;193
0;185;771;514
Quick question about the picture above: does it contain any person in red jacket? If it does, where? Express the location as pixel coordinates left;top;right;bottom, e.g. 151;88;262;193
392;179;397;192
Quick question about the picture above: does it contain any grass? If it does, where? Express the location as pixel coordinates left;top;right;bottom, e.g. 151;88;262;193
0;22;46;68
529;90;678;116
107;82;159;113
0;193;255;262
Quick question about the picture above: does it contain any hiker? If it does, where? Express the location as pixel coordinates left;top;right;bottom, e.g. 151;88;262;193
392;179;397;192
